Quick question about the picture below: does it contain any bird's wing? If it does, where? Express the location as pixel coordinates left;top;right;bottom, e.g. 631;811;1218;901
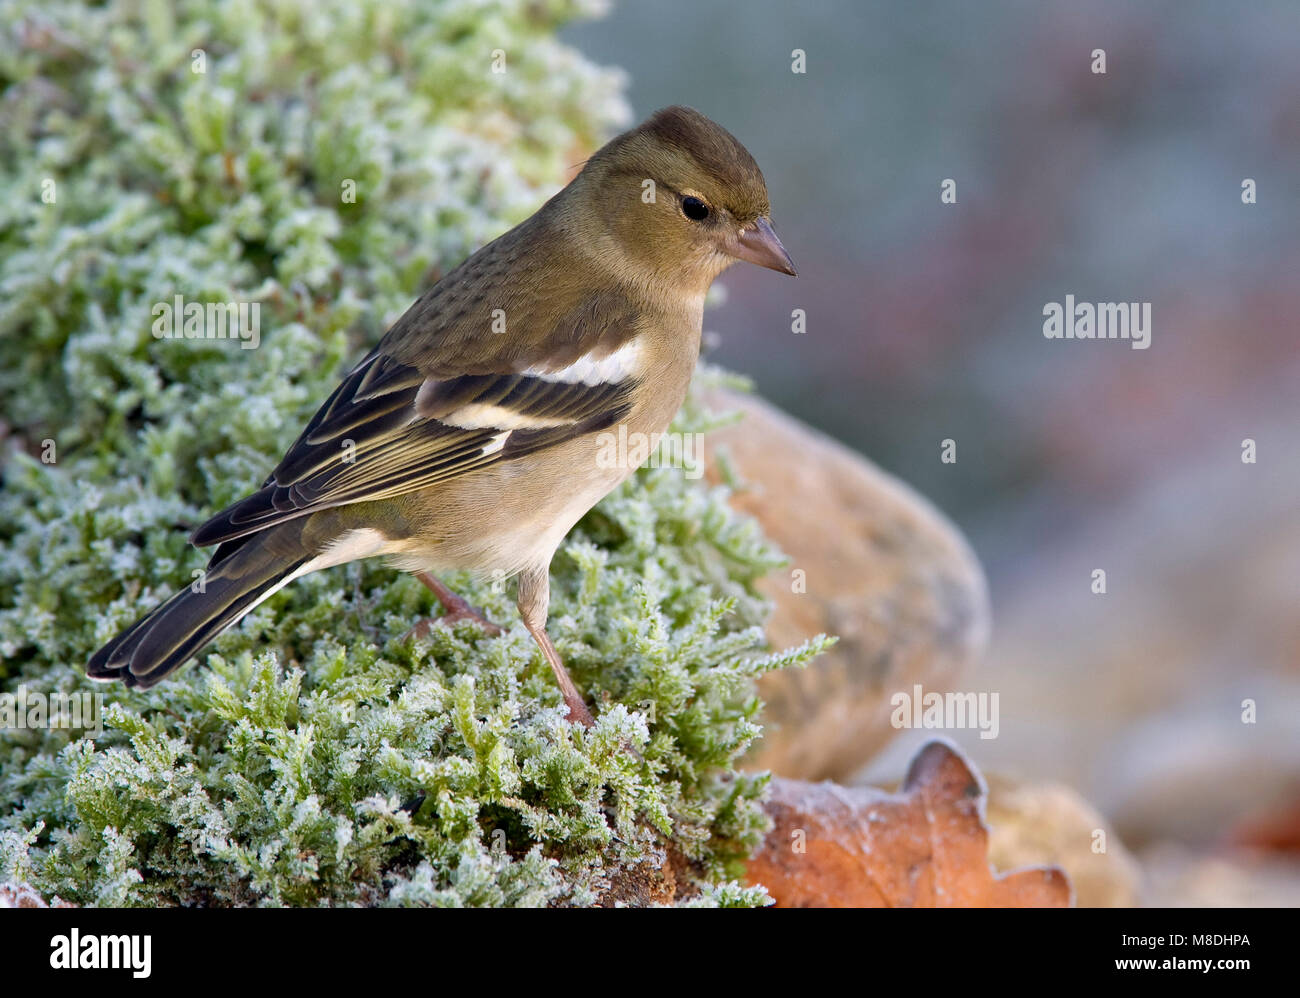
191;320;642;549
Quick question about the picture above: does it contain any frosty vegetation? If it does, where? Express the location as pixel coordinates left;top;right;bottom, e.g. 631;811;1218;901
0;0;828;906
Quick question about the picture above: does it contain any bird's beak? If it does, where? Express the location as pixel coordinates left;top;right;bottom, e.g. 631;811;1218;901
729;217;797;276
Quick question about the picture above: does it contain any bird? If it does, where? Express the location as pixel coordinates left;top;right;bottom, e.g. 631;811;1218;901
87;105;797;726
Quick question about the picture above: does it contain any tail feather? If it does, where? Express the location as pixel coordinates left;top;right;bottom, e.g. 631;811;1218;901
87;523;313;689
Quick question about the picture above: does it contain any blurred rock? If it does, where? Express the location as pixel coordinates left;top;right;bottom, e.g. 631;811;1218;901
1140;844;1300;908
1099;686;1300;849
1228;791;1300;854
703;389;989;780
983;773;1141;908
945;411;1300;849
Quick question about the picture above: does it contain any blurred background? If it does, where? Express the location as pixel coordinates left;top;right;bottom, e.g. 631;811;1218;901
566;0;1300;904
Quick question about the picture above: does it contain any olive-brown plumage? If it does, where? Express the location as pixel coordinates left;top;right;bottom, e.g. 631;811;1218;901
88;106;796;725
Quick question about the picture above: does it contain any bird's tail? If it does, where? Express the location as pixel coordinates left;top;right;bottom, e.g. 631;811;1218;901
87;521;315;689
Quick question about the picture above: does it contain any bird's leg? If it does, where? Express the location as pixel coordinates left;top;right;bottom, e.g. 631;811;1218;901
523;616;595;729
405;571;502;640
518;565;594;728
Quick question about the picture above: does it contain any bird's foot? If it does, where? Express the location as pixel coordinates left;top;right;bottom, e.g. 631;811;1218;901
406;571;503;640
562;691;595;729
403;606;502;642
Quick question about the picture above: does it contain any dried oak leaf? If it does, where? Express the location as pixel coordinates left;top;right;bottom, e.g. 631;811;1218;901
747;739;1072;907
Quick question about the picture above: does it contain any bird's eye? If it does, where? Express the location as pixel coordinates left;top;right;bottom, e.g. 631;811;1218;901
681;196;710;221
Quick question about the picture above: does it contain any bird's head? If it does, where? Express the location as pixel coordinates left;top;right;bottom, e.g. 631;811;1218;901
565;106;796;295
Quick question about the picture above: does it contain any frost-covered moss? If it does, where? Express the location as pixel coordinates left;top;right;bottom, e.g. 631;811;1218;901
0;0;828;906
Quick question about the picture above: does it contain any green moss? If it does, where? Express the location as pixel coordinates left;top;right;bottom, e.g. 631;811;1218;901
0;0;828;906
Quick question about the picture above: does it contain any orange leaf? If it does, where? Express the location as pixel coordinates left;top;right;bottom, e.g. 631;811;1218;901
747;740;1072;907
